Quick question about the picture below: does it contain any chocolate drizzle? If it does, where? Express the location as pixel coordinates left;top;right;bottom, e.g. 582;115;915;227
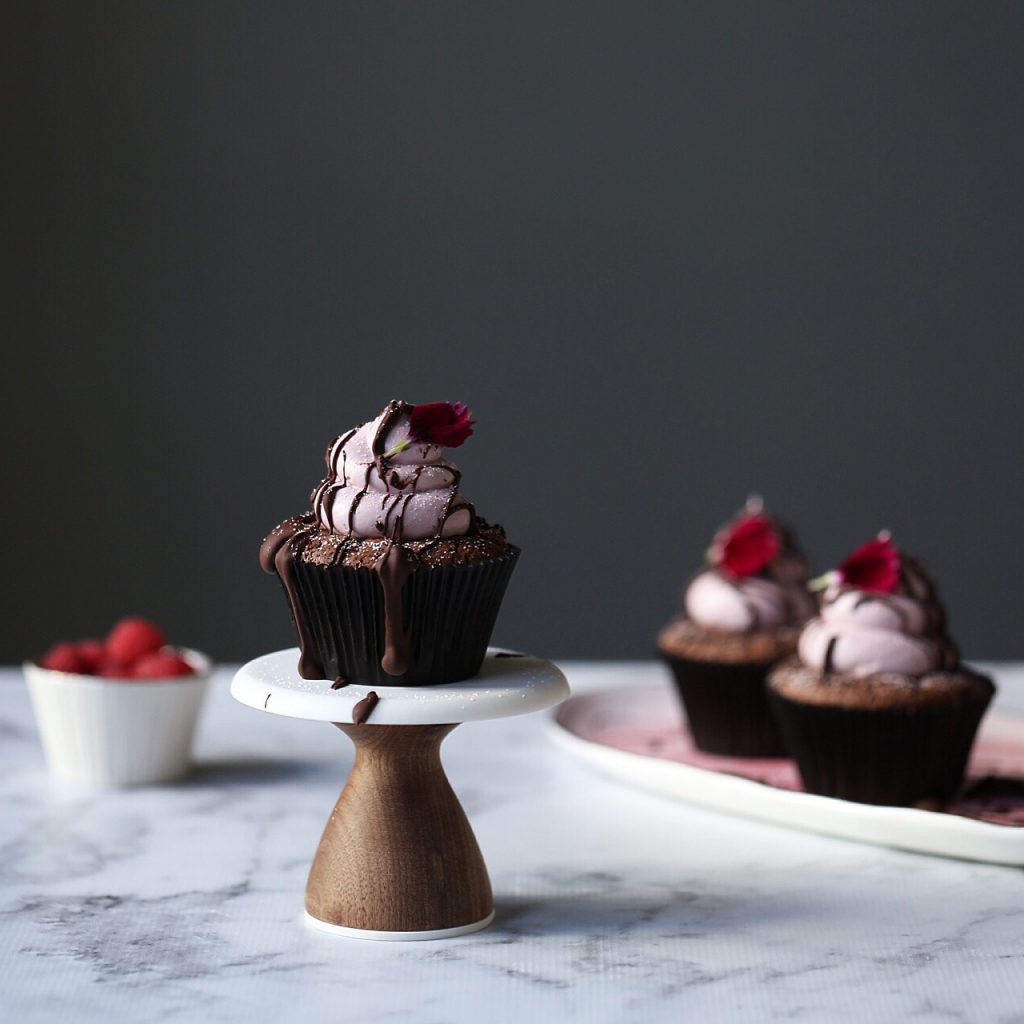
734;583;761;627
348;403;470;672
347;486;368;535
371;400;411;466
375;543;412;676
352;690;379;725
823;635;838;675
259;514;323;678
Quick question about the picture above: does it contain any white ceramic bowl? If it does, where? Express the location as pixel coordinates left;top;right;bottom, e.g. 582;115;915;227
24;648;211;787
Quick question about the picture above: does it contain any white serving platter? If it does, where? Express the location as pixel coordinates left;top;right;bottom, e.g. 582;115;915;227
549;684;1024;866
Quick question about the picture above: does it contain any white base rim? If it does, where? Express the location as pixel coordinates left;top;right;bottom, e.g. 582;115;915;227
231;648;569;725
303;909;494;941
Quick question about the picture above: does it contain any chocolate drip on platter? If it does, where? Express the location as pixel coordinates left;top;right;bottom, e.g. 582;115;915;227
352;691;380;725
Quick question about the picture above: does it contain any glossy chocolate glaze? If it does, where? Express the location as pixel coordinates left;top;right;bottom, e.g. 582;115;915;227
375;543;412;676
259;514;324;679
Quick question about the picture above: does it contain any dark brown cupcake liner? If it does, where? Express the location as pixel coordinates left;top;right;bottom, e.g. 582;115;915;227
767;681;994;805
660;652;789;757
284;546;519;686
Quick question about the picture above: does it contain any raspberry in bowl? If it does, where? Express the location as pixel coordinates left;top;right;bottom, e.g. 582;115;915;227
24;617;211;787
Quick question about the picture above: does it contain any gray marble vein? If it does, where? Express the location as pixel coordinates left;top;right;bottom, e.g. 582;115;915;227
1;663;1023;1024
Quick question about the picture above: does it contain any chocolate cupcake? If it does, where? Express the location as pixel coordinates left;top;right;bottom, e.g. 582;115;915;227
261;400;519;686
767;535;994;805
657;499;816;756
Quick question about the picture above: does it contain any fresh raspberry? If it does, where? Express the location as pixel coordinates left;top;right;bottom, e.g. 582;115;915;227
106;618;166;665
39;643;88;674
131;651;195;679
98;659;136;679
76;640;106;674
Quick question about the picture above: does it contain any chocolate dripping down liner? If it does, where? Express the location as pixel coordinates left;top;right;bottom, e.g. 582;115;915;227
287;546;520;686
766;681;994;806
660;652;790;757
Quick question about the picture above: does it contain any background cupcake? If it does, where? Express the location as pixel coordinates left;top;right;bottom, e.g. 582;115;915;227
657;498;815;756
768;534;995;805
261;400;519;686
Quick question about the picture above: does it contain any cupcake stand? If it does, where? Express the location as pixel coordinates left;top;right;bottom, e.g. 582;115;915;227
231;648;568;940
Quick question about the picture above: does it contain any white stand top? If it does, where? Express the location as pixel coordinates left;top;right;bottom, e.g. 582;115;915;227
231;647;569;726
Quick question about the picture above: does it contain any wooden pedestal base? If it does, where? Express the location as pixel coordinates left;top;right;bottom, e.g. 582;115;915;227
305;723;493;936
232;648;569;939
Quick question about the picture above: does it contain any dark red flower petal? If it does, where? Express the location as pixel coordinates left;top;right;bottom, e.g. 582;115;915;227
408;401;475;448
717;514;780;578
837;536;901;594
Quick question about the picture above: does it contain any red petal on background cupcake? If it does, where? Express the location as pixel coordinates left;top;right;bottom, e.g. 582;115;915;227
408;402;475;448
837;536;901;593
718;515;780;578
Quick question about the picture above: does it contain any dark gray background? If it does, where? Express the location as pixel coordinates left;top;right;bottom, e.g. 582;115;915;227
6;2;1023;663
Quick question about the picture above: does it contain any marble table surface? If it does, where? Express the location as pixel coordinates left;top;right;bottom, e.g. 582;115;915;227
3;661;1023;1024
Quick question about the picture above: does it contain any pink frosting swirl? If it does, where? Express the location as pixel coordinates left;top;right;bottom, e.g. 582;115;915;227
685;568;814;632
310;401;473;541
798;559;956;677
683;503;814;632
